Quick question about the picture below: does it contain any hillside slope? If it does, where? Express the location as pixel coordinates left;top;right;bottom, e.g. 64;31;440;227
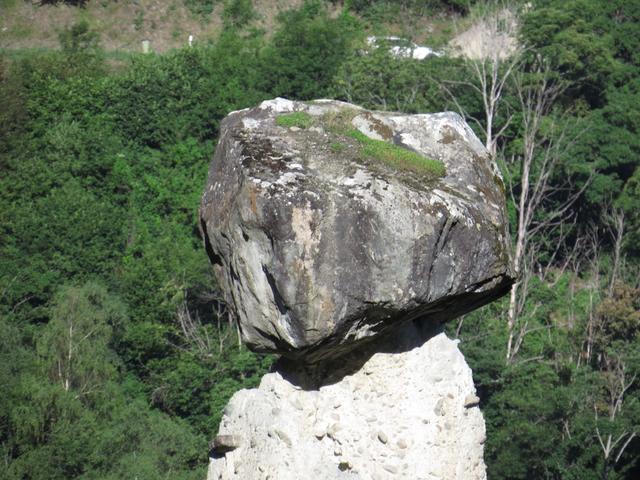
0;0;304;52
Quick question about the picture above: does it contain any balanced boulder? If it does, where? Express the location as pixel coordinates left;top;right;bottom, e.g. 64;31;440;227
199;98;514;362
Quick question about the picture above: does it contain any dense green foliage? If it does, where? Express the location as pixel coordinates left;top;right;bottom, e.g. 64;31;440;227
342;0;479;16
0;25;276;480
261;1;361;99
1;0;639;478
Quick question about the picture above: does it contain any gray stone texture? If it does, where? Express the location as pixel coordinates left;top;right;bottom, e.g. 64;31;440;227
199;98;514;362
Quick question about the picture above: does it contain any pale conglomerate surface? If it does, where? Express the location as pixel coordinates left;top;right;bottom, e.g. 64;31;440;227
208;324;486;480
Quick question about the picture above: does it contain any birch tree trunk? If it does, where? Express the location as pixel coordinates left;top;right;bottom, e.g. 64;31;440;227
504;61;589;363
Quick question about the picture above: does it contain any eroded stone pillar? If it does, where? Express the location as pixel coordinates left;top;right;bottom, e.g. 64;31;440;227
208;322;486;480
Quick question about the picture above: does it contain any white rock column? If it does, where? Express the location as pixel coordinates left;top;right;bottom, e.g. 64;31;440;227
207;323;487;480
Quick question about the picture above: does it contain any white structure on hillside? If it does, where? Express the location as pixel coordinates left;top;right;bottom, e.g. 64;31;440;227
366;36;444;60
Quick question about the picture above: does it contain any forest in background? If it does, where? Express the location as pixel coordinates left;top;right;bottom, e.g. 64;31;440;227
1;0;639;478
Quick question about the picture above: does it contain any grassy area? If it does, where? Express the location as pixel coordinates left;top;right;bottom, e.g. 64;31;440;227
0;0;461;55
0;47;144;73
278;108;446;178
329;141;346;152
276;111;314;128
0;47;52;61
346;128;446;177
0;0;226;53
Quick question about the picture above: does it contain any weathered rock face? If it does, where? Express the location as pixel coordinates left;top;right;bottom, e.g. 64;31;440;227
201;99;514;480
200;98;514;362
208;322;487;480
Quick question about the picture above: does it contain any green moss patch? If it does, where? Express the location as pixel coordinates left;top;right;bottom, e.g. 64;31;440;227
329;141;346;153
278;108;446;179
346;129;446;177
276;111;314;129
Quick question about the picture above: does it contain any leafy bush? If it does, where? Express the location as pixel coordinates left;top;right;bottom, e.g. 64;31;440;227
261;0;362;99
223;0;255;28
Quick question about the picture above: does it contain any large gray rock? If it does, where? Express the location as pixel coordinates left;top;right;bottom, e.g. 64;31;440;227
207;322;487;480
200;98;514;362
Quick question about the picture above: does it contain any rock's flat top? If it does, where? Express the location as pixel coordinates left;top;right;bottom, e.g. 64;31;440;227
200;98;514;361
207;323;487;480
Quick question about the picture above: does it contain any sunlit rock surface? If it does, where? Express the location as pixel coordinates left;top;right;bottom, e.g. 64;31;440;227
207;322;487;480
199;98;514;362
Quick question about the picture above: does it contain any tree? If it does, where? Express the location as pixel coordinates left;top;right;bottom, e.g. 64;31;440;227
590;283;640;479
504;60;590;363
223;0;255;28
333;47;454;113
446;1;523;157
261;1;361;99
618;168;640;257
519;0;625;108
57;20;104;77
37;282;126;398
593;349;639;480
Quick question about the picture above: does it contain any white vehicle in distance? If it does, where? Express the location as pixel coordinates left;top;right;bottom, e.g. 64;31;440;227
366;36;444;60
